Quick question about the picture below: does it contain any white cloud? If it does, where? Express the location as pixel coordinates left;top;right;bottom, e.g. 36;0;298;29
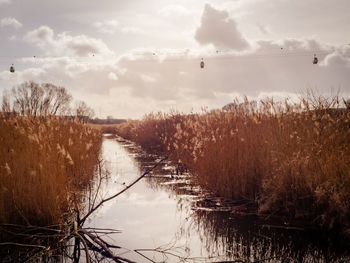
24;26;114;57
0;0;11;5
62;33;112;56
108;72;119;80
2;39;349;119
255;38;330;53
113;39;350;105
0;17;22;29
323;51;350;68
257;23;270;35
158;5;191;17
140;74;156;83
121;26;143;35
3;12;349;120
93;20;119;34
25;26;54;44
195;4;250;51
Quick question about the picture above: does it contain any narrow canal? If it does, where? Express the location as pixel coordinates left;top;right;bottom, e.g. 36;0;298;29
87;136;350;262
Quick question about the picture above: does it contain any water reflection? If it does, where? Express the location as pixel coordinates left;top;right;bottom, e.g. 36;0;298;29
115;136;350;263
189;211;350;262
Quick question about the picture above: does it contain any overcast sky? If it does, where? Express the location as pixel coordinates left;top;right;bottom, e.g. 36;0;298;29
0;0;349;118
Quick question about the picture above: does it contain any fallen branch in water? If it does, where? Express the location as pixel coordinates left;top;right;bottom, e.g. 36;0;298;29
79;228;136;263
0;223;73;263
80;156;168;225
0;242;47;249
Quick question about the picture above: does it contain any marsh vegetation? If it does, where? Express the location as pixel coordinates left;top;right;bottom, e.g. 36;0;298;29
115;94;350;233
0;82;103;261
1;82;349;262
88;136;350;262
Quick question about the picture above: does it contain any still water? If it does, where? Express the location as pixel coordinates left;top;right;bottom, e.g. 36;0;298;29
87;136;350;263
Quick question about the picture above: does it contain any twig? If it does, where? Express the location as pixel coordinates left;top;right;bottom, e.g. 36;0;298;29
133;249;156;263
90;158;105;211
83;229;121;249
81;229;136;263
82;236;123;263
0;242;47;249
83;227;122;232
80;156;168;224
75;232;91;263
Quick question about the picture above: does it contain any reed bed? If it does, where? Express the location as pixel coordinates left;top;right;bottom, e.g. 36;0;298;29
87;123;119;134
0;113;102;227
116;97;350;230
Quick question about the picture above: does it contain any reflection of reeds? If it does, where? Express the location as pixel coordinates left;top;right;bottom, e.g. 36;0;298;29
191;210;350;262
116;96;350;230
124;137;350;262
0;114;102;227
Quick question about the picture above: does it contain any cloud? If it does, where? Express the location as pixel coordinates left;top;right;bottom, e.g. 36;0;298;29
121;26;143;35
108;72;119;80
93;20;119;34
3;35;349;119
24;26;114;57
158;5;191;17
257;23;270;35
114;38;350;104
0;17;22;29
195;4;250;51
0;0;11;5
25;26;54;44
323;51;350;68
256;38;329;53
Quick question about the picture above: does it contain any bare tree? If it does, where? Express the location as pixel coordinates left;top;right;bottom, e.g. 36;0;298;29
344;99;350;109
1;89;11;112
9;81;72;116
74;100;95;119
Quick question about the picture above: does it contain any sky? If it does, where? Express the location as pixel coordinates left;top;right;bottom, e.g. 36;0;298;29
0;0;349;119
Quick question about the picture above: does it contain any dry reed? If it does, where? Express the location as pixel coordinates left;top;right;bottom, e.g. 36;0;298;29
115;96;350;230
0;113;102;227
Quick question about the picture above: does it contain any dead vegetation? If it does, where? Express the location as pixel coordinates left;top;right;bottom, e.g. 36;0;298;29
0;114;102;226
115;95;350;231
0;81;104;261
88;123;119;134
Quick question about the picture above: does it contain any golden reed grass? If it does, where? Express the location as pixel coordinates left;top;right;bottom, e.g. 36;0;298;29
87;123;119;134
0;113;102;226
116;97;350;230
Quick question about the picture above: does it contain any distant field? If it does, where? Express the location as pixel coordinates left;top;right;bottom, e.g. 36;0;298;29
88;123;120;134
89;118;127;125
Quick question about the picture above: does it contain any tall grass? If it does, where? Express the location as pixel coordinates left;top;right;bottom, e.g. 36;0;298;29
116;96;350;230
88;123;119;134
0;113;102;226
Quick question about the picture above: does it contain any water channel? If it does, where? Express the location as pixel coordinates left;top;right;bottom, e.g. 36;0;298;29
86;136;350;263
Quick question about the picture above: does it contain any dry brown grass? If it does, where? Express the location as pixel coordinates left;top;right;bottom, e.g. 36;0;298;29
116;112;184;153
0;114;102;226
88;123;119;134
115;96;350;230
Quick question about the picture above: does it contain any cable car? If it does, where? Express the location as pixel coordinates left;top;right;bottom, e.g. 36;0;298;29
9;64;15;73
200;58;205;69
312;54;318;65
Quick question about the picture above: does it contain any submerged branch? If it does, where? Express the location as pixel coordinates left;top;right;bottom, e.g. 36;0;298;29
80;229;135;263
80;156;168;224
0;242;47;249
